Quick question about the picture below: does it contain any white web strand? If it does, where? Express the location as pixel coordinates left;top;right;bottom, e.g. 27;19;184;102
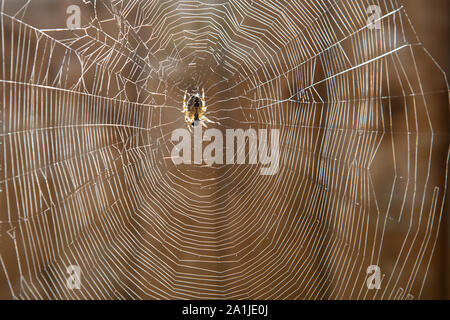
0;0;448;299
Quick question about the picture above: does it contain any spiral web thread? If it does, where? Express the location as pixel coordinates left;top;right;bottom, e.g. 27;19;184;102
0;0;448;299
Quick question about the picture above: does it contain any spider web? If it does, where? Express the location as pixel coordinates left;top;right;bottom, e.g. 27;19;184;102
0;0;448;299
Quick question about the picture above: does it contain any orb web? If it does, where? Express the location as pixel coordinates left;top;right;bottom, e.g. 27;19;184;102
0;0;448;299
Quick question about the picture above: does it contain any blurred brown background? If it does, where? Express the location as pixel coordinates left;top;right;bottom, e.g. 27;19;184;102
0;0;448;300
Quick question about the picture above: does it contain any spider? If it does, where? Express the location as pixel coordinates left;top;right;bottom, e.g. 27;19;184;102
182;88;214;131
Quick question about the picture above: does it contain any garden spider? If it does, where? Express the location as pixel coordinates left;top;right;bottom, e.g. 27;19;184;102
182;88;214;131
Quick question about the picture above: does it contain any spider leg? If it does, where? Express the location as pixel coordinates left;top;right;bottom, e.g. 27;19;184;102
202;88;206;112
202;116;215;124
182;89;188;113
